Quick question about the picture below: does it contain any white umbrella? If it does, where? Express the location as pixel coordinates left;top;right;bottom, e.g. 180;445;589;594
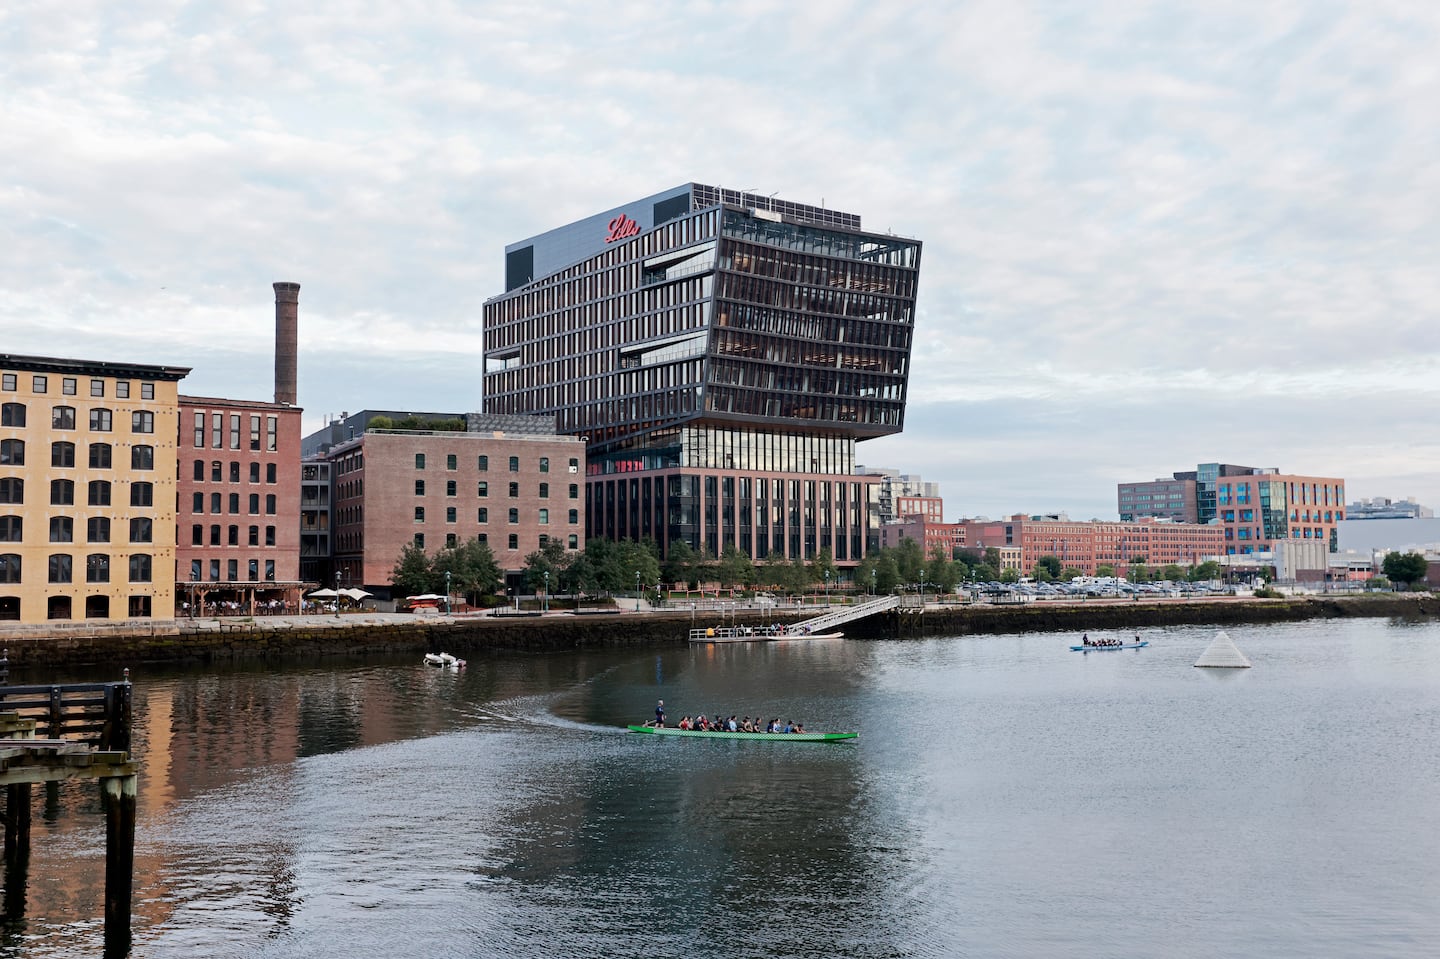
342;588;372;600
307;588;339;599
408;593;443;601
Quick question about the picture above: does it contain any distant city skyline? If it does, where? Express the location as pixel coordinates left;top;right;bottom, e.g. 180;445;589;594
5;2;1437;520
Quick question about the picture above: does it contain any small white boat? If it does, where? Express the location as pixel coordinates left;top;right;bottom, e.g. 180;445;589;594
424;652;466;668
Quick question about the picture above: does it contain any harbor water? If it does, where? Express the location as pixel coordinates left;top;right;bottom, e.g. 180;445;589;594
6;618;1440;958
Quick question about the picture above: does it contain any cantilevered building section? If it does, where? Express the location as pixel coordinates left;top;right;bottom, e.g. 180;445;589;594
483;183;922;565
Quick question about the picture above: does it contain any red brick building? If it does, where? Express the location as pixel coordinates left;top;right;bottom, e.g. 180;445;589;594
958;514;1224;576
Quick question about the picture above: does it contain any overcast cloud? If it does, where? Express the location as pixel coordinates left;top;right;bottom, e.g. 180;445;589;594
4;0;1438;520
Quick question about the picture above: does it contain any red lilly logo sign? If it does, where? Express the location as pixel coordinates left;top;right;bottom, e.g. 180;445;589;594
605;214;642;243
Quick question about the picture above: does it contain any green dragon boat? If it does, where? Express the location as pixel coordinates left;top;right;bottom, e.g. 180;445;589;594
627;725;856;742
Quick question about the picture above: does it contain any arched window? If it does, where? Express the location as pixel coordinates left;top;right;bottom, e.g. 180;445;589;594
84;595;109;618
131;445;154;470
89;408;112;431
51;405;75;429
265;494;276;514
0;553;19;583
48;554;72;583
129;517;152;543
88;442;112;469
0;515;21;542
128;554;152;583
0;402;24;427
508;508;519;524
87;480;112;506
194;459;205;480
50;479;74;505
85;554;110;583
131;482;153;507
86;517;110;542
0;478;21;504
0;439;23;465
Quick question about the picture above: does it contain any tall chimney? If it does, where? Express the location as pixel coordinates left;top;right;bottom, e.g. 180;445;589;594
273;281;300;405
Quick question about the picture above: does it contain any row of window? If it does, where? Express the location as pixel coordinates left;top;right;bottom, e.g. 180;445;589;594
0;374;155;399
0;594;153;622
0;478;152;507
190;411;279;451
20;442;156;470
416;507;579;524
186;558;278;582
190;492;279;515
411;533;578;551
0;405;154;433
416;479;580;498
0;515;152;543
0;553;152;583
191;524;278;547
192;460;280;483
414;453;579;473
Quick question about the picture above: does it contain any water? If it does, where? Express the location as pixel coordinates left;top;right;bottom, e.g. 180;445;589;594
6;619;1440;958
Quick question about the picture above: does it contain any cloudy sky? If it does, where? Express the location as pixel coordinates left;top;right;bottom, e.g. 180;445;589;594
5;0;1438;520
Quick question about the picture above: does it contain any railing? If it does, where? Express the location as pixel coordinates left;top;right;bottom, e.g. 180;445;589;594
0;667;132;753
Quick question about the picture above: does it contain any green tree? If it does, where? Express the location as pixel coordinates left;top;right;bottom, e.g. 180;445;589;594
875;552;902;593
1035;555;1062;582
1061;567;1082;581
615;538;662;596
927;545;957;594
433;537;502;604
390;542;435;597
984;547;1002;570
523;540;570;594
808;547;838;595
1159;564;1185;583
366;415;395;430
1382;551;1429;590
717;544;756;588
1188;560;1221;582
1095;564;1115;578
892;536;925;585
663;540;702;589
972;562;998;582
1000;567;1020;584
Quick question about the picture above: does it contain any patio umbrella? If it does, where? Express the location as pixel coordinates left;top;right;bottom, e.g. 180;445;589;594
342;588;372;600
307;588;339;599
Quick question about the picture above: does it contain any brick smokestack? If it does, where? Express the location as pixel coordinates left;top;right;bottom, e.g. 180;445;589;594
273;281;300;405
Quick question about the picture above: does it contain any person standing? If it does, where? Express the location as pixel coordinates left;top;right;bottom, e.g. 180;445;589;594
655;700;666;727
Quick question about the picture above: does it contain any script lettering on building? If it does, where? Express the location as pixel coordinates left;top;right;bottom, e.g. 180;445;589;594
604;214;642;243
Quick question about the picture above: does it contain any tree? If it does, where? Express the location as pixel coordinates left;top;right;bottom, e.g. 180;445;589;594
893;536;925;585
433;537;502;603
390;542;435;597
1189;560;1221;582
1382;551;1429;590
1096;564;1115;578
1035;555;1062;581
808;547;838;595
1060;567;1082;581
663;540;702;589
1159;564;1185;583
927;545;958;594
717;544;756;588
1000;567;1020;584
523;540;570;593
874;552;901;594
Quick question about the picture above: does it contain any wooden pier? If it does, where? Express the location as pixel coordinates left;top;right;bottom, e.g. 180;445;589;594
0;659;136;952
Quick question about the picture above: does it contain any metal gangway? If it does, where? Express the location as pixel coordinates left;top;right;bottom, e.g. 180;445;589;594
787;595;901;635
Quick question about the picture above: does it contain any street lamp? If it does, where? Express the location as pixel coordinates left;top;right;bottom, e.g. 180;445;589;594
871;568;876;597
335;568;343;619
824;569;831;606
635;571;641;612
919;568;925;606
543;570;549;613
445;570;452;616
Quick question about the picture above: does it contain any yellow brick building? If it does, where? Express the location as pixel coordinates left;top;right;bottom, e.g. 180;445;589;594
0;355;189;625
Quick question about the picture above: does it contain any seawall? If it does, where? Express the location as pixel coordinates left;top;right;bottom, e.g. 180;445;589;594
2;595;1436;670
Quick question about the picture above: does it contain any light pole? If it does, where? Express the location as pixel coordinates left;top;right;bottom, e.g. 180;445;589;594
635;571;641;611
919;568;925;606
824;569;830;606
871;568;876;597
445;570;451;616
543;570;549;613
335;568;343;619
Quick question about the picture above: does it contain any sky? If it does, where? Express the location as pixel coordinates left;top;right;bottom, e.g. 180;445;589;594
4;0;1439;522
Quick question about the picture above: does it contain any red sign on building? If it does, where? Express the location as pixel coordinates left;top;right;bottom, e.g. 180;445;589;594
605;214;642;243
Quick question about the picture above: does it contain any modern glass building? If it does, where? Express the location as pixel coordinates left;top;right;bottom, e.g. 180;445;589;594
483;183;922;566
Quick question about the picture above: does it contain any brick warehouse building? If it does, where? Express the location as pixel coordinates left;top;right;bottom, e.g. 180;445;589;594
175;283;304;614
482;183;921;570
325;416;585;596
957;514;1225;576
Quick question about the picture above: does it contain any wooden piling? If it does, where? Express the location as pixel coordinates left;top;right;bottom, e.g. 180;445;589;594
102;773;136;949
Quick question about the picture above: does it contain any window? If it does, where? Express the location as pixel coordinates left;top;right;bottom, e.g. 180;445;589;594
569;458;579;472
249;493;260;514
539;483;549;498
415;506;426;522
129;482;153;507
250;415;261;451
478;455;488;471
477;481;488;497
191;491;204;513
446;480;457;497
413;533;424;548
538;509;549;525
193;412;204;448
415;480;426;496
211;461;222;481
265;525;275;546
249;462;260;483
212;412;222;448
508;456;519;472
141;382;154;400
446;454;457;470
248;525;259;546
569;509;579;524
415;453;426;469
89;408;112;431
0;439;23;465
229;414;240;449
128;596;151;618
539;457;549;473
0;515;20;541
570;483;580;499
265;494;276;515
87;480;112;506
478;508;488;523
51;441;75;468
0;374;12;391
227;559;238;581
51;479;74;505
446;533;457;548
508;508;519;524
87;517;110;542
84;595;109;618
32;375;46;393
48;554;72;584
90;378;105;397
477;533;488;544
210;525;220;545
211;492;221;512
116;381;130;399
266;463;276;483
62;377;76;396
0;403;24;427
86;554;109;583
189;559;201;581
192;524;203;545
228;492;239;513
508;482;519;498
265;560;275;581
88;443;112;469
209;559;219;581
266;416;276;451
131;410;154;434
52;405;75;429
507;534;518;550
446;507;456;523
228;525;238;545
247;559;258;582
129;554;152;583
193;459;204;480
568;534;578;549
0;477;19;504
131;445;154;470
49;516;72;542
230;461;240;483
0;553;18;583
